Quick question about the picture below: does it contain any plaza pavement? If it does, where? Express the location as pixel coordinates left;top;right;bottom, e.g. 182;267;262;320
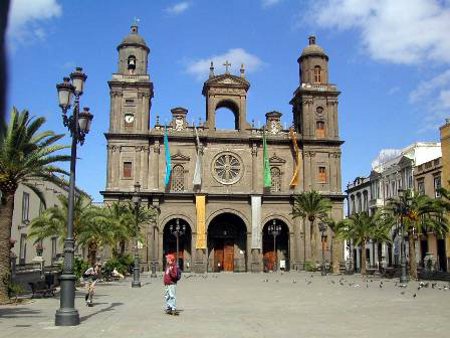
1;271;450;338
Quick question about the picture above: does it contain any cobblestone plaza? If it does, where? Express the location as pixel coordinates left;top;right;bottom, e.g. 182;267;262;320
1;272;450;338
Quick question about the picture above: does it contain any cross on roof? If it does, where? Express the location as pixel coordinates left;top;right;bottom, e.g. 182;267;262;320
223;60;231;74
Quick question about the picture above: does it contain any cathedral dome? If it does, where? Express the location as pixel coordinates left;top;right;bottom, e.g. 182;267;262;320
117;24;149;51
300;36;328;60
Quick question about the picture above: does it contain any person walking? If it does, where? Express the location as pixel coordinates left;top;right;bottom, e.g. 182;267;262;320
163;254;180;315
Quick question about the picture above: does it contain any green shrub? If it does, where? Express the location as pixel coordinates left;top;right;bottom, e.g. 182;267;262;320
8;282;25;300
104;253;134;276
304;260;317;272
74;257;89;280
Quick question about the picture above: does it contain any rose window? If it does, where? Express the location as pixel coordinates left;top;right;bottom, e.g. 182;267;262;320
213;153;243;185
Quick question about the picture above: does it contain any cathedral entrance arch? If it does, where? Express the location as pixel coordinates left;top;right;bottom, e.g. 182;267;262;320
262;219;290;271
163;218;192;270
215;100;239;130
207;213;247;272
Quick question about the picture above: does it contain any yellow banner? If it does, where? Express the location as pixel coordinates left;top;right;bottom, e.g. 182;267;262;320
196;195;206;249
289;128;300;188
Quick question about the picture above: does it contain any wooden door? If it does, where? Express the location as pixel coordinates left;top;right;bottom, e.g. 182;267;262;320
263;251;275;271
214;240;224;272
223;240;234;271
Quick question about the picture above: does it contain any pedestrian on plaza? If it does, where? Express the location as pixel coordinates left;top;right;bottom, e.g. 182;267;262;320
83;263;101;306
163;254;180;315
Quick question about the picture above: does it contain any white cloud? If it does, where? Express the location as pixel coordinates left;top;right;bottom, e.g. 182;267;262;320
262;0;283;8
371;148;402;169
7;0;62;45
409;69;450;132
186;48;264;81
165;2;190;15
306;0;450;64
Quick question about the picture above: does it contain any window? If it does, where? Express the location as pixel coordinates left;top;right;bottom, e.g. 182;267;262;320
51;237;57;264
270;167;281;192
22;192;29;223
316;121;325;138
417;180;425;195
19;234;27;265
171;165;185;191
123;162;132;178
318;166;327;183
127;55;136;71
434;176;441;198
313;66;322;83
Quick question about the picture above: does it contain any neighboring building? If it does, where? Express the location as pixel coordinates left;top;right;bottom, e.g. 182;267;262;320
346;142;442;271
440;118;450;270
414;157;446;271
102;26;345;272
10;180;68;267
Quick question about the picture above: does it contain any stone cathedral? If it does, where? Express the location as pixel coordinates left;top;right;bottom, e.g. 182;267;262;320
102;24;345;273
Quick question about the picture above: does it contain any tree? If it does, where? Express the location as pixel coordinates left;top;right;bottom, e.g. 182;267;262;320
324;218;347;274
0;108;69;304
292;191;332;265
387;189;448;280
340;211;391;275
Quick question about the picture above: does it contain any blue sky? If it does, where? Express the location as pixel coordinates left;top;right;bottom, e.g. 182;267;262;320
6;0;450;202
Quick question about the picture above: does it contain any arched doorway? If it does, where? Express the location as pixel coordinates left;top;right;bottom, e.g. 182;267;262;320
207;213;247;272
262;219;289;272
163;218;192;271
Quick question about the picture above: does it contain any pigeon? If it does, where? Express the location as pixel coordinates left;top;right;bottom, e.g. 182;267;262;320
307;280;312;285
379;283;383;289
401;291;405;295
432;283;437;289
413;293;417;298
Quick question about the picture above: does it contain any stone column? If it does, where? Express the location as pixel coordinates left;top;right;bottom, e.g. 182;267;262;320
142;146;149;189
289;231;296;270
246;232;252;272
110;145;119;189
303;151;311;191
153;140;160;190
106;145;112;189
251;143;257;192
310;152;317;191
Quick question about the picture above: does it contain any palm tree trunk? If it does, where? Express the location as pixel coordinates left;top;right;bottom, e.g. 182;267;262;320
408;234;418;280
332;236;341;274
87;242;98;267
360;240;367;275
310;220;317;265
0;193;15;304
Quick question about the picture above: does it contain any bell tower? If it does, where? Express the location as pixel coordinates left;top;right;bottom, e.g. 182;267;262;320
202;62;251;131
108;23;154;134
290;36;340;140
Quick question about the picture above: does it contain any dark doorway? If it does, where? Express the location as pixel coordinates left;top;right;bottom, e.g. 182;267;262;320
163;219;192;270
262;220;289;272
207;213;247;272
437;239;447;272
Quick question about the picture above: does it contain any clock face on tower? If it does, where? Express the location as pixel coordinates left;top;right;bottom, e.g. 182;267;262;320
124;114;135;124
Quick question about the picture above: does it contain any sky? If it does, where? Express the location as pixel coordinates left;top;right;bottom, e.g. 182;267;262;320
5;0;450;202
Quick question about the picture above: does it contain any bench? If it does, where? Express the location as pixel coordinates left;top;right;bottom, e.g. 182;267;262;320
29;279;56;298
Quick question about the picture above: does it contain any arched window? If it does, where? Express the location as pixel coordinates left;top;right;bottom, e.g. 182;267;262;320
318;166;327;183
313;66;322;83
171;165;185;191
316;121;325;138
270;167;281;192
127;55;136;72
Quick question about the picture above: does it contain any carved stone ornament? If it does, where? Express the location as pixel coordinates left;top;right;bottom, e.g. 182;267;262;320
212;152;243;185
270;120;280;134
175;117;184;131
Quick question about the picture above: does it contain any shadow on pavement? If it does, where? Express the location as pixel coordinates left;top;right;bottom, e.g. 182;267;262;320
79;302;124;323
0;307;44;320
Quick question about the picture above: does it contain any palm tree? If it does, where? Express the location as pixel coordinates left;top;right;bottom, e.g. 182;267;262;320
341;211;391;275
324;218;348;274
292;191;332;266
28;194;93;245
387;189;448;280
0;108;69;304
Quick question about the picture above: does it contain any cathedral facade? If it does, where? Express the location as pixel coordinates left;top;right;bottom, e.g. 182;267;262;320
101;25;345;273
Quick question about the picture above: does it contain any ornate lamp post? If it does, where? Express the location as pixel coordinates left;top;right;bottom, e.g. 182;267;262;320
397;190;409;284
55;67;93;326
268;220;281;272
319;222;328;276
170;219;186;268
131;182;142;288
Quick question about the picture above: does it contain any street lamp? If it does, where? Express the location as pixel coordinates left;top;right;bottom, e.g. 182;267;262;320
170;219;186;268
398;189;409;284
319;222;327;276
131;182;142;288
55;67;93;326
268;220;281;272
